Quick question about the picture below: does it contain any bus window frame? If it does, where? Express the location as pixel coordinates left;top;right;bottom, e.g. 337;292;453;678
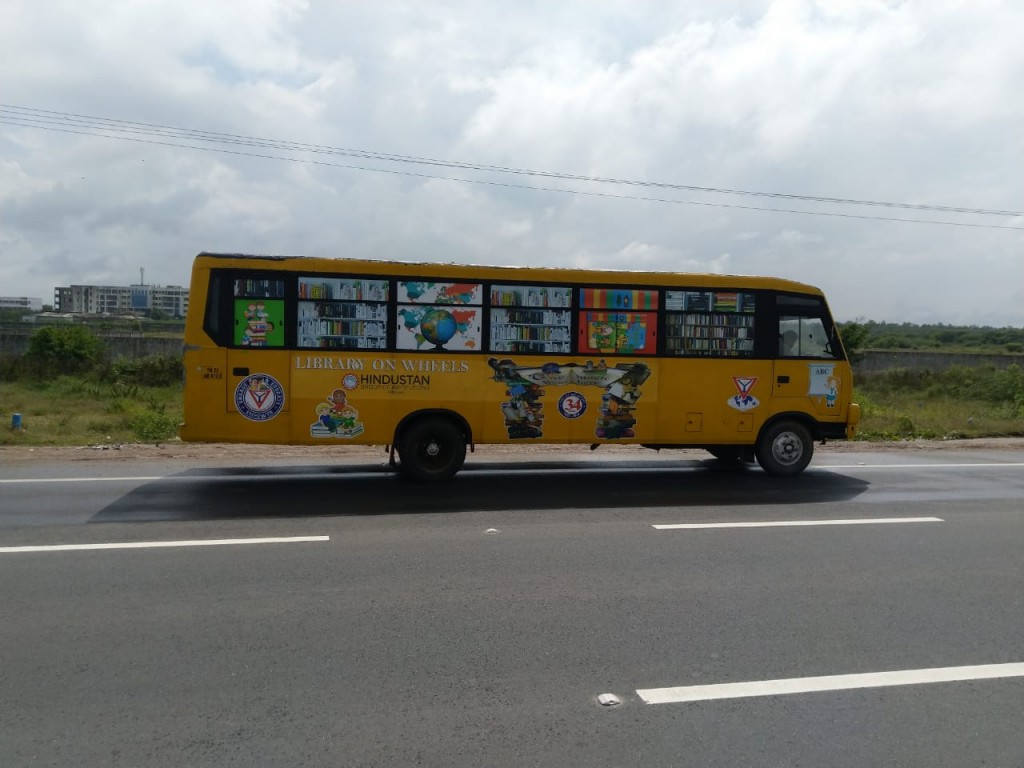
296;274;391;352
214;270;295;349
203;271;223;344
774;292;845;361
487;281;575;356
660;288;766;360
392;276;485;353
206;267;842;363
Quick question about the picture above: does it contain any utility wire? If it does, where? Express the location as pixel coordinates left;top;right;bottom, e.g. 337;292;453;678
6;116;1021;233
2;105;1022;230
6;104;1020;217
4;104;1020;217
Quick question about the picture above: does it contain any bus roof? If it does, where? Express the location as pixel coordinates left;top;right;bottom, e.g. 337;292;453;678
194;251;825;295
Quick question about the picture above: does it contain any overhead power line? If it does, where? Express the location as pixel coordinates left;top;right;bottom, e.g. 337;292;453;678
1;104;1022;230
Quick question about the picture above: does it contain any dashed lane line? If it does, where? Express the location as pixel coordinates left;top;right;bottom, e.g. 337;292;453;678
637;662;1024;704
0;476;165;484
0;536;330;553
819;462;1024;470
653;517;943;530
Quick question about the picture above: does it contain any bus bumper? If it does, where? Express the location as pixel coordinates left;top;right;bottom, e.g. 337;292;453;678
846;402;861;439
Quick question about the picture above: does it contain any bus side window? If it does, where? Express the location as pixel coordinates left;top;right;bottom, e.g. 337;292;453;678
231;275;287;348
204;272;222;342
778;315;838;359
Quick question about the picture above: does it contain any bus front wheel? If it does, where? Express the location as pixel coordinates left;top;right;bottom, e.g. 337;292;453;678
397;417;466;482
755;420;813;476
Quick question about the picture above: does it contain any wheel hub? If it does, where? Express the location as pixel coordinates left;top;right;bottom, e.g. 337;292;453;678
772;432;802;465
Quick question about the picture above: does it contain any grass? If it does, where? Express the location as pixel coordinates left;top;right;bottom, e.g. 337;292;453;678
1;376;181;446
852;365;1024;441
853;390;1022;441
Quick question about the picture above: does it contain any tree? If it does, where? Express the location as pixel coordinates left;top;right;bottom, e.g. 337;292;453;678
837;320;869;362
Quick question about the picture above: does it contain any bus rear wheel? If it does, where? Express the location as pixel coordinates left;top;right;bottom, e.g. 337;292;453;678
755;420;813;476
397;417;466;482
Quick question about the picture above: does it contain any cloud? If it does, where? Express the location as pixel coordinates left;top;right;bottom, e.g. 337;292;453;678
0;0;1021;325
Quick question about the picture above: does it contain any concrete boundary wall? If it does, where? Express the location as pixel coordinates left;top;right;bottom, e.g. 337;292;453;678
854;350;1024;374
0;331;181;359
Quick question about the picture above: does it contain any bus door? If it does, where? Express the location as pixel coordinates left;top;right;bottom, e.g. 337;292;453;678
223;293;292;440
772;298;848;421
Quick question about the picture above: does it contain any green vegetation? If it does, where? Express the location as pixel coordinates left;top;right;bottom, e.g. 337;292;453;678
1;326;182;445
23;325;105;376
1;375;181;446
840;320;1024;355
855;365;1024;441
0;308;34;322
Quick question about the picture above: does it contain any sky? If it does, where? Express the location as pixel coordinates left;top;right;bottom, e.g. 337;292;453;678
1;0;1022;326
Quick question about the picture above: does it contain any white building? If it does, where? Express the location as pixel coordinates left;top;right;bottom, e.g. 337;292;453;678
0;296;44;312
53;284;189;318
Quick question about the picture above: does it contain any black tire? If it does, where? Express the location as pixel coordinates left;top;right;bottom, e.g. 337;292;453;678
755;420;813;476
397;417;466;482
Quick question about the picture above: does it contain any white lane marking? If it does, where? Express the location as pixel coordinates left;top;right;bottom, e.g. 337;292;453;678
0;472;393;484
819;463;1024;470
0;536;330;553
637;662;1024;704
0;476;165;484
653;517;942;530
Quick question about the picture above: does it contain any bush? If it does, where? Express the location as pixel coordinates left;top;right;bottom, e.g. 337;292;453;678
858;368;935;394
987;365;1023;403
108;355;183;387
23;326;104;377
130;409;179;442
860;365;1024;407
895;415;917;438
0;353;19;380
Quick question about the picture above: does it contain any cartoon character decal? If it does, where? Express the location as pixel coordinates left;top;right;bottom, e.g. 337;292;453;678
489;358;650;440
808;364;840;408
488;358;545;438
242;303;270;346
825;376;839;408
234;299;284;347
310;382;365;438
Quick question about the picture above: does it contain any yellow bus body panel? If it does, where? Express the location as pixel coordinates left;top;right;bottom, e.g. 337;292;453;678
180;254;856;448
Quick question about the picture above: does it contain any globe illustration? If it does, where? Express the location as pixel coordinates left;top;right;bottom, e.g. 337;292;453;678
420;308;458;349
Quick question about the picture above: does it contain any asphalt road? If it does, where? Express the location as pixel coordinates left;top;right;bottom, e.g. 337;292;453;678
2;447;1023;767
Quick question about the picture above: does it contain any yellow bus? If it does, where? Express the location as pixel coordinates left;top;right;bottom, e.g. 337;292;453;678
181;252;860;480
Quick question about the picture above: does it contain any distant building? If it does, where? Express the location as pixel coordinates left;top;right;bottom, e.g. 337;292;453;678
22;312;76;324
0;296;43;312
53;283;189;318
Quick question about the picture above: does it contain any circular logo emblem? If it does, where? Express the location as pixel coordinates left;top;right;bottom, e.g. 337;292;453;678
342;374;359;390
558;391;587;419
234;374;285;421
